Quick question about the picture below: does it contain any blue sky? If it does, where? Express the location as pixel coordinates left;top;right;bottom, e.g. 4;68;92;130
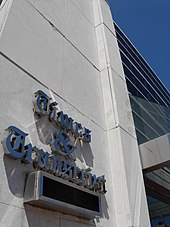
108;0;170;92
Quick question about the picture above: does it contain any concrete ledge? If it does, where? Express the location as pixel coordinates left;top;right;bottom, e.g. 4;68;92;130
139;134;170;172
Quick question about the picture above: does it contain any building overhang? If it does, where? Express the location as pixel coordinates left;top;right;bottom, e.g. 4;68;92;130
139;134;170;172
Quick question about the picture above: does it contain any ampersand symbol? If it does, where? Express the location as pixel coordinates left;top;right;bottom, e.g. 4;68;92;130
53;130;76;160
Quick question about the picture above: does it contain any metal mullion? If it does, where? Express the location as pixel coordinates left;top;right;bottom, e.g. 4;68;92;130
132;110;162;138
122;59;161;106
125;76;148;100
131;96;168;136
119;43;170;106
115;24;170;99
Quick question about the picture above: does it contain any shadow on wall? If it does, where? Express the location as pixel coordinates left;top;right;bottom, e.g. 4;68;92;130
74;140;94;168
3;153;108;226
24;204;98;227
34;112;95;169
3;155;33;198
2;155;97;227
33;114;59;145
101;196;109;220
24;204;60;227
2;115;108;226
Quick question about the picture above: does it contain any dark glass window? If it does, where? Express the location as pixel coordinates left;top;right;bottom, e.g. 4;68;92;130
118;40;169;107
122;61;158;103
43;176;100;212
136;129;149;144
132;112;160;141
130;95;170;145
114;22;170;107
126;80;138;96
126;79;145;99
123;64;135;83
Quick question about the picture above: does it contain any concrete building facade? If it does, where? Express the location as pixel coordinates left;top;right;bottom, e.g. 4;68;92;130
1;0;168;226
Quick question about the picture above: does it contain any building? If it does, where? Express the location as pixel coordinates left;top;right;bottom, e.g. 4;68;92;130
114;23;170;226
0;0;169;227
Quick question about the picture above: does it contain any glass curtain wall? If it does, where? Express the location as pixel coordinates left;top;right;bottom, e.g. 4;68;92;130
114;22;170;227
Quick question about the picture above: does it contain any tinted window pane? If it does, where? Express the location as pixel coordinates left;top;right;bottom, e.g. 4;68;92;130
118;43;169;106
130;95;170;144
115;23;170;107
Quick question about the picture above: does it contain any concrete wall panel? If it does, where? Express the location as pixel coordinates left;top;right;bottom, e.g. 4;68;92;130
27;0;65;34
60;219;97;227
0;0;64;92
119;127;150;226
70;0;95;25
104;27;125;78
65;0;99;68
92;0;115;34
62;40;105;129
111;68;136;137
0;205;28;227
